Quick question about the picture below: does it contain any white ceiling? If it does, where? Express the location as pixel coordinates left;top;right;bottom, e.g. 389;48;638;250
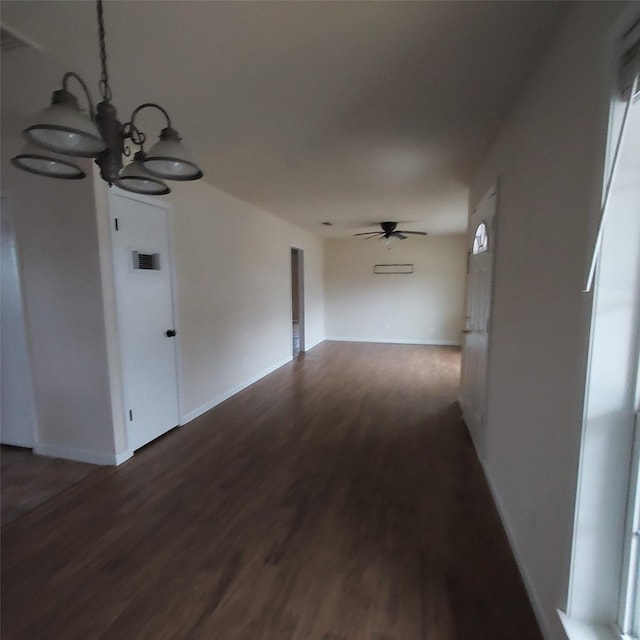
1;1;569;236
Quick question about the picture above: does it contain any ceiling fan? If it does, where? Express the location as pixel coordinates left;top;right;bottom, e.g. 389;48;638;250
353;221;428;240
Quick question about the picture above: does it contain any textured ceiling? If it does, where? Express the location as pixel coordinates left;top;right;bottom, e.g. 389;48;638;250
1;1;569;236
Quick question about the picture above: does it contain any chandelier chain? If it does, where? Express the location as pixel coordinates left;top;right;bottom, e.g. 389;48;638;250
96;0;112;102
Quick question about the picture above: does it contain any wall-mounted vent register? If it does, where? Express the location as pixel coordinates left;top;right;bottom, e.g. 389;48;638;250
133;252;160;271
373;264;414;275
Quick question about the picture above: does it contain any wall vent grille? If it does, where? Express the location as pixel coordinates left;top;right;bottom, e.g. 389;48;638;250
133;252;160;271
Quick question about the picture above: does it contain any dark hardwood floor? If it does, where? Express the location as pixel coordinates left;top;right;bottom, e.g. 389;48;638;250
1;446;99;526
1;342;542;640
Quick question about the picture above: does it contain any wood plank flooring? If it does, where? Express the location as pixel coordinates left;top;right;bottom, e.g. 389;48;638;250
1;342;542;640
1;446;100;526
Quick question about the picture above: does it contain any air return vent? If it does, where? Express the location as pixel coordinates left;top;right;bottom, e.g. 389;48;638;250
0;25;40;53
133;251;160;271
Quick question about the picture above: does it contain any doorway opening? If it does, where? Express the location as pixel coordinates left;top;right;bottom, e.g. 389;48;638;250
291;248;305;357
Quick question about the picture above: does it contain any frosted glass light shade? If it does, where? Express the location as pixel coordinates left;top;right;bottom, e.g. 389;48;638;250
23;89;105;157
142;127;203;181
11;143;86;180
116;152;170;195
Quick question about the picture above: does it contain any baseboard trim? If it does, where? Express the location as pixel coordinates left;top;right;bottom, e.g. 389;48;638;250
304;336;325;351
114;449;133;465
181;356;293;425
34;442;131;466
324;336;462;347
480;459;552;640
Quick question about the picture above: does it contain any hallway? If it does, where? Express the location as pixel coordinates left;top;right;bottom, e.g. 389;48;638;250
1;342;541;639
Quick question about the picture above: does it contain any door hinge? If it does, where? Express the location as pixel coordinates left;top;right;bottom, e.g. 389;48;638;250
128;409;133;421
114;218;119;231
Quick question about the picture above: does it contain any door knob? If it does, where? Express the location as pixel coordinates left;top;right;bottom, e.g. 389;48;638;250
166;329;177;337
462;329;471;334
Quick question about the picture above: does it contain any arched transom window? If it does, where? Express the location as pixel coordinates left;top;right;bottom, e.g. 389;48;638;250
472;222;489;255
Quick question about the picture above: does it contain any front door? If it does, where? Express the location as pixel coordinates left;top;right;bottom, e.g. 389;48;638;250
460;186;497;459
110;191;180;452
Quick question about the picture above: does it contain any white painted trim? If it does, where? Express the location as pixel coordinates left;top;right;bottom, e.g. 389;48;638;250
480;458;552;640
558;611;619;640
108;185;171;209
165;203;184;436
181;356;292;425
34;442;132;466
324;336;462;346
94;175;129;456
114;449;133;465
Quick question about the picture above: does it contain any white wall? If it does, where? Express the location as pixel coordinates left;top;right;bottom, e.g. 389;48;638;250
469;2;636;638
324;235;466;345
1;193;38;447
0;137;120;463
163;181;325;423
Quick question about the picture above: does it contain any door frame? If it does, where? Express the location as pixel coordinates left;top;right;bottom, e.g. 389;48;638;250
460;183;499;460
107;187;183;452
290;246;305;356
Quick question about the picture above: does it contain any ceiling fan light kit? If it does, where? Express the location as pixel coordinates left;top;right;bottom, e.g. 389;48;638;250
11;0;203;196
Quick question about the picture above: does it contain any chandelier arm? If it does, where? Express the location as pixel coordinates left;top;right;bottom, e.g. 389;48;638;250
128;103;173;134
62;72;96;119
122;122;147;149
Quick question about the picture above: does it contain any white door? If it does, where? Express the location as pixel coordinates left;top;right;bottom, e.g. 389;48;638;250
1;194;37;447
110;191;180;452
460;186;497;458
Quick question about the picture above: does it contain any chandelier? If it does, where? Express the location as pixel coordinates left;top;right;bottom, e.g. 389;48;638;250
11;0;202;196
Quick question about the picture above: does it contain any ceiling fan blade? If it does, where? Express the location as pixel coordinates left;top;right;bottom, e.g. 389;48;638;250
366;233;382;239
353;232;381;237
396;230;428;236
393;233;408;239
